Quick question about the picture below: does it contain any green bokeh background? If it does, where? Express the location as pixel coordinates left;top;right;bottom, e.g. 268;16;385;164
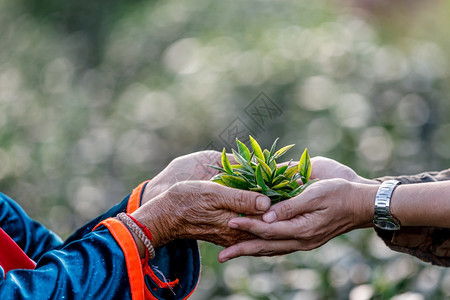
1;0;450;299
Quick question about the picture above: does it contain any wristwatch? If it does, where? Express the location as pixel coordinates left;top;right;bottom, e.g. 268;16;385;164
373;180;401;230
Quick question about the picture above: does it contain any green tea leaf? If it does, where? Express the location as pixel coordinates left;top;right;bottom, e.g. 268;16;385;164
210;174;223;181
236;138;251;161
298;148;311;183
269;159;277;172
210;174;226;185
249;135;264;161
230;164;244;169
221;148;234;174
235;173;257;187
268;137;279;161
263;189;281;197
274;165;288;178
289;178;318;197
272;180;290;190
232;149;254;173
233;168;255;178
211;179;226;185
205;164;227;173
290;173;301;183
222;175;250;190
256;157;272;181
273;144;295;160
288;185;303;197
277;190;291;200
263;149;270;163
272;174;287;186
288;180;300;189
285;165;298;179
210;138;313;204
255;164;267;192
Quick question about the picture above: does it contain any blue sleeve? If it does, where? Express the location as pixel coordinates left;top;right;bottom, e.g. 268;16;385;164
0;227;133;299
0;193;63;262
0;184;201;299
62;194;130;246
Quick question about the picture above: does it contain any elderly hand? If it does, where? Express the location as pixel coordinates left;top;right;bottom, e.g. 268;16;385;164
142;151;234;204
218;178;377;262
132;180;271;249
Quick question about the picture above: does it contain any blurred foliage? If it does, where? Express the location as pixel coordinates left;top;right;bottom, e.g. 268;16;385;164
1;0;450;299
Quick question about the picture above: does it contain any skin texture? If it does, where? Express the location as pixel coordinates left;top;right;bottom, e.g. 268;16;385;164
389;180;450;228
129;151;270;257
218;179;377;261
218;156;450;262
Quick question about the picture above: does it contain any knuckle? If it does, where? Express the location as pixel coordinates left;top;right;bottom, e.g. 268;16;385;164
231;189;247;210
261;228;276;239
279;202;295;220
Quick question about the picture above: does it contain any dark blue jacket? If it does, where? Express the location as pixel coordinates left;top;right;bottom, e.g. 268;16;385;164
0;181;201;299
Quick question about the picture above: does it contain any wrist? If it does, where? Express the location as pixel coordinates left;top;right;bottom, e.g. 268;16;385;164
357;176;379;185
352;182;378;228
131;196;176;249
129;229;146;258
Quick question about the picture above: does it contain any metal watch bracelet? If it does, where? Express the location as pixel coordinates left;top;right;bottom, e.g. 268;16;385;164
373;180;401;230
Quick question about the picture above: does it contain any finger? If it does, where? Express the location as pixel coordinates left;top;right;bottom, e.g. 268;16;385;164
228;216;306;240
262;195;310;223
309;156;331;179
212;184;271;214
218;239;302;262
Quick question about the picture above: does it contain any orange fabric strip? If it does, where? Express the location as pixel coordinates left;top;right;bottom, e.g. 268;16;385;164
97;218;146;300
142;261;179;289
127;180;150;214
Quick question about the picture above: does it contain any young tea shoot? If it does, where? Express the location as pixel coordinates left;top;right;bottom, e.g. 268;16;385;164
207;136;318;205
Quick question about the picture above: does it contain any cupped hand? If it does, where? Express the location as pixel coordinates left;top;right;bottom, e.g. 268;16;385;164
132;180;271;249
142;150;235;204
310;156;377;184
218;178;377;262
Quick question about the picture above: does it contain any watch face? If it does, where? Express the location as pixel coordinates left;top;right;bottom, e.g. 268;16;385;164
375;220;400;231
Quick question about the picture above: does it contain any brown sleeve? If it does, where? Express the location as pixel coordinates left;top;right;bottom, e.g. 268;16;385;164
373;168;450;267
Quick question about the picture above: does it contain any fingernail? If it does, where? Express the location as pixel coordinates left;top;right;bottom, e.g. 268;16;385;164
221;257;229;263
256;196;270;211
228;220;239;229
263;211;277;223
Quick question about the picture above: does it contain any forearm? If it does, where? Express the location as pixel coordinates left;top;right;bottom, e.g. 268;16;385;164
390;181;450;228
368;180;450;266
356;181;450;229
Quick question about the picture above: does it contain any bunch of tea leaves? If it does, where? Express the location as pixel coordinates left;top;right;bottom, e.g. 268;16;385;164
207;136;317;204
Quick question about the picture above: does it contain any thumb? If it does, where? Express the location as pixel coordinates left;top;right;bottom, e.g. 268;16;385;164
262;196;307;223
214;185;271;215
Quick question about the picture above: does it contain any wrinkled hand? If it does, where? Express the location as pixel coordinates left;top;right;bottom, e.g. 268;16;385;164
142;150;235;204
218;179;377;262
310;156;377;184
133;180;271;248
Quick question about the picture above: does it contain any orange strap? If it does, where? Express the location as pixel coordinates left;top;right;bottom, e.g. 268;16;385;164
93;218;145;300
127;180;150;213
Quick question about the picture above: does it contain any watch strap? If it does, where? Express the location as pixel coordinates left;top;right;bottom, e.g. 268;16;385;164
374;180;401;230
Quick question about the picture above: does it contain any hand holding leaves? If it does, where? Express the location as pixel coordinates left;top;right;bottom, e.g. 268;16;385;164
207;136;317;205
